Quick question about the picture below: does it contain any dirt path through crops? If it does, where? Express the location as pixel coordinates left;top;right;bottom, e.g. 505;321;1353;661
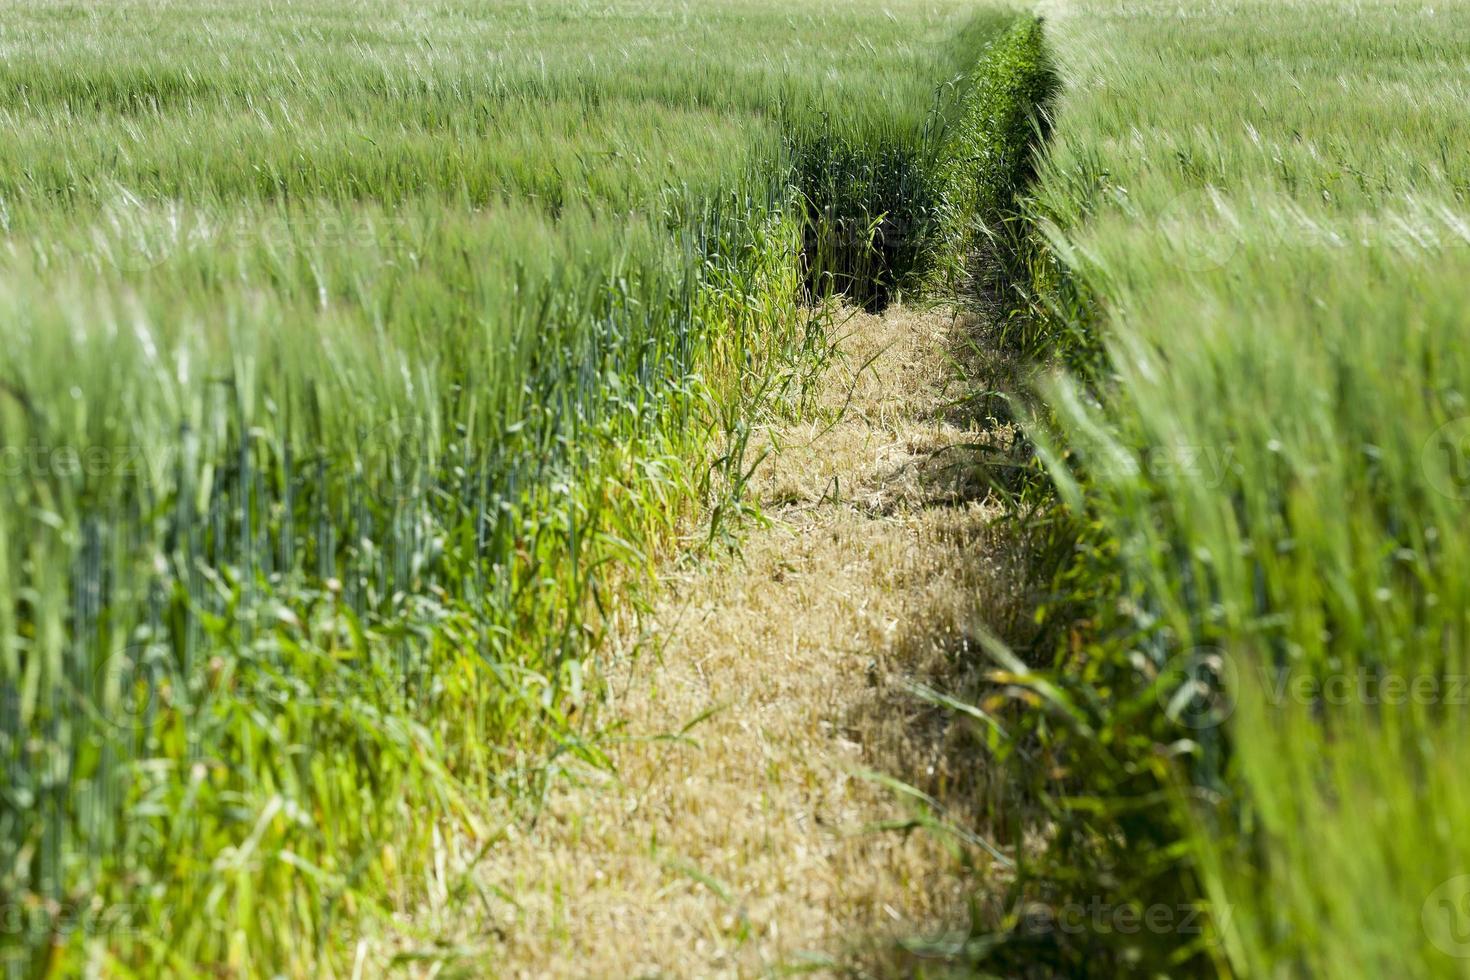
473;303;1030;977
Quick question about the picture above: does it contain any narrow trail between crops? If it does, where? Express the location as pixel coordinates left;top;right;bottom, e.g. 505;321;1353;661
477;301;1029;977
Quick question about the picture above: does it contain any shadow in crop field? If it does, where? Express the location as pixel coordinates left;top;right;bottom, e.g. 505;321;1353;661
793;130;951;313
844;512;1045;821
847;514;1082;979
827;299;1090;979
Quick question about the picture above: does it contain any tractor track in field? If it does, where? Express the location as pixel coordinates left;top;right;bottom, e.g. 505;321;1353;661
480;300;1034;978
377;300;1033;978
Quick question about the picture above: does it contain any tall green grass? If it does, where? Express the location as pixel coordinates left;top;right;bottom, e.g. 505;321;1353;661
0;0;1024;974
963;0;1470;975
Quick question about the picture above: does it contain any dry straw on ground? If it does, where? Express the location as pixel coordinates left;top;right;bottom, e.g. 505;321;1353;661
477;303;1028;978
364;303;1030;978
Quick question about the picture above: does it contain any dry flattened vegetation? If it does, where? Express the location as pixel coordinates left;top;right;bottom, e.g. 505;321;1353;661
368;303;1038;977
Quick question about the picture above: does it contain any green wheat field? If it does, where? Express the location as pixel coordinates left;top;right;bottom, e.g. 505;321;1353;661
2;0;1468;976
